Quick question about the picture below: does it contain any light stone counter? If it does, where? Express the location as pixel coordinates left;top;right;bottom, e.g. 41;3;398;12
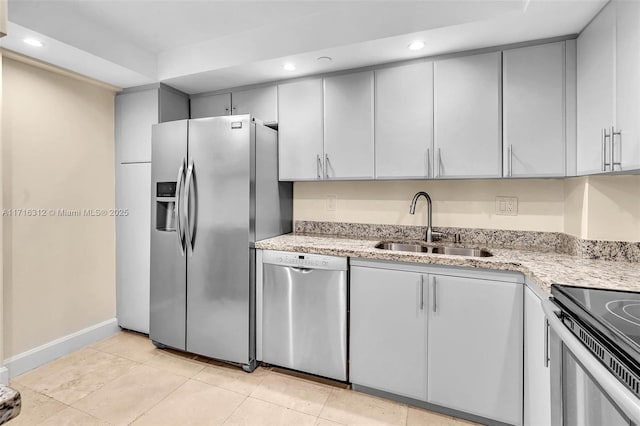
255;234;640;294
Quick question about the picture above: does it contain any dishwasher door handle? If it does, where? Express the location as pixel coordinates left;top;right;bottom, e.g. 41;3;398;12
289;266;313;273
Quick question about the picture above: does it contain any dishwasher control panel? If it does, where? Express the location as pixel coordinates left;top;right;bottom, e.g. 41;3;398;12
262;250;347;271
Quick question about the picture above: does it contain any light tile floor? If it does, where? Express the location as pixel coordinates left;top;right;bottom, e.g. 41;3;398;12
10;331;479;426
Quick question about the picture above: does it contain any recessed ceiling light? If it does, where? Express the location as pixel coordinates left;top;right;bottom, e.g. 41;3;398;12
408;40;425;51
23;37;44;47
317;56;333;62
283;63;296;71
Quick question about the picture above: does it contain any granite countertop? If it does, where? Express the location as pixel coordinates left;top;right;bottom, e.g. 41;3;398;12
0;385;20;425
255;234;640;294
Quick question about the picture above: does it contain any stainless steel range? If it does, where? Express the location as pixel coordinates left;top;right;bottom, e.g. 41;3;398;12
545;284;640;425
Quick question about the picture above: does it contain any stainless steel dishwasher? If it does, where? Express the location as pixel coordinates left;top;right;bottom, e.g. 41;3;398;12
262;250;348;381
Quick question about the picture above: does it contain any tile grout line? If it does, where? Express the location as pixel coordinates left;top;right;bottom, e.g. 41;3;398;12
125;375;190;425
220;394;250;425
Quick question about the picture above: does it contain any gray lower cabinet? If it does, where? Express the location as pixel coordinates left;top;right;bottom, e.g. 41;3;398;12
116;163;151;333
524;285;551;426
350;266;427;401
349;260;523;425
427;273;523;426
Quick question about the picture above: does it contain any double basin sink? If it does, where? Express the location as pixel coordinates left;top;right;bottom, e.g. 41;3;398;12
376;241;492;257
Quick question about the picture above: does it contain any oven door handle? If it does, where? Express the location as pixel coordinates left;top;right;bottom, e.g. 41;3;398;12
542;300;640;424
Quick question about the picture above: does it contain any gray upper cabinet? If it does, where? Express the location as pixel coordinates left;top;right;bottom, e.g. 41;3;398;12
577;0;640;174
434;52;501;179
115;89;159;163
116;85;189;164
350;266;427;401
503;42;566;177
577;1;616;175
375;62;434;179
615;0;640;171
232;85;277;124
277;78;324;181
427;273;523;426
324;71;375;179
190;93;232;119
524;285;551;426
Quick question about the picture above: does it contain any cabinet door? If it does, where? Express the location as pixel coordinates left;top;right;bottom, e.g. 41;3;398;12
434;52;502;178
324;71;375;179
278;78;324;181
524;286;551;426
115;89;158;163
616;0;640;171
375;62;434;179
190;93;231;119
159;86;190;123
350;266;427;401
504;42;566;177
577;1;616;175
427;274;523;425
116;163;151;334
232;85;277;124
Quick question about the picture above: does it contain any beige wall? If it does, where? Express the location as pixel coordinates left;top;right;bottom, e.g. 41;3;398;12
2;56;117;357
294;175;640;242
295;179;566;232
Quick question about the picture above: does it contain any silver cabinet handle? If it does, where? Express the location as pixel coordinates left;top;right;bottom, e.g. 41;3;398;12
544;318;550;368
324;153;330;179
611;126;622;170
184;159;195;255
602;128;611;171
436;148;441;178
175;157;186;256
316;154;322;179
419;276;425;310
432;276;438;312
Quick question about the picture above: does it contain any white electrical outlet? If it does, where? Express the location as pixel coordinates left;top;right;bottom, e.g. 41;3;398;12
495;196;518;216
327;195;337;211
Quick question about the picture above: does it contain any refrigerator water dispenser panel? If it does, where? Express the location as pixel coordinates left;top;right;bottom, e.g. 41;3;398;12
156;181;177;197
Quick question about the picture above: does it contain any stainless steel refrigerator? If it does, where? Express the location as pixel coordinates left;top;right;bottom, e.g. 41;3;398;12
150;115;292;372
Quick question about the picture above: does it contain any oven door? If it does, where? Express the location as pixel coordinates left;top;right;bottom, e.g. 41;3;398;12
543;301;640;426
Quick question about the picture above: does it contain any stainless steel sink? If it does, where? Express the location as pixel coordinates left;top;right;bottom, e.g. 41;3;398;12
375;242;428;252
375;241;492;257
428;246;493;257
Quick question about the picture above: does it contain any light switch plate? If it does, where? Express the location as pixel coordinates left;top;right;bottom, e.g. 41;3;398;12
495;196;518;216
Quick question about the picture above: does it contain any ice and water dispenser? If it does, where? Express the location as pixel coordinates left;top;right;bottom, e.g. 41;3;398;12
155;181;177;231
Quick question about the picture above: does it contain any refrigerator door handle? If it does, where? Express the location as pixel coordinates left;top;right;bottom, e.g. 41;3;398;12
175;157;186;256
184;159;195;255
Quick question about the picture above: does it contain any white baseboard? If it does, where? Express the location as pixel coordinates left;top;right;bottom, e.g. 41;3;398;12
3;318;120;379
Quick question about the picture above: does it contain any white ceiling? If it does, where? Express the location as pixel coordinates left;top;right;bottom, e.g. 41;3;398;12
1;0;607;94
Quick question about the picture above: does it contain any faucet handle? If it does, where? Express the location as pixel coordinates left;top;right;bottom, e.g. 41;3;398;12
431;231;446;242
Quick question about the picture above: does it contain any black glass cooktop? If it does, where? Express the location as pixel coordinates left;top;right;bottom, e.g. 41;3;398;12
551;284;640;367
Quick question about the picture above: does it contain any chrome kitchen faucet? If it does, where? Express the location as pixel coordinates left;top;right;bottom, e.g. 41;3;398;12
409;191;443;243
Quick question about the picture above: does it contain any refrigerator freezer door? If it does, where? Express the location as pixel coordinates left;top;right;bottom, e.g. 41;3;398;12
150;120;188;350
186;116;253;364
